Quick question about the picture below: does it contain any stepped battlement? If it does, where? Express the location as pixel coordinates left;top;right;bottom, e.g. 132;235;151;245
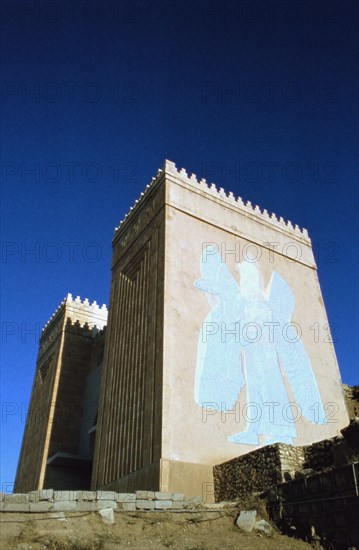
65;293;107;315
41;293;107;335
114;159;310;242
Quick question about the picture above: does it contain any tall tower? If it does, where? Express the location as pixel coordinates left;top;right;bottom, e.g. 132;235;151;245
15;295;107;492
91;172;166;492
92;160;349;496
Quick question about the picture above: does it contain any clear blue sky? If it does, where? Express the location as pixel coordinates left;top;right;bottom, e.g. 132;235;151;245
1;0;358;492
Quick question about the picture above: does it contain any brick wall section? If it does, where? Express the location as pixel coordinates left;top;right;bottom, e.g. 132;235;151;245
342;384;359;420
0;490;191;513
303;438;338;471
266;463;359;549
214;420;359;503
213;443;305;501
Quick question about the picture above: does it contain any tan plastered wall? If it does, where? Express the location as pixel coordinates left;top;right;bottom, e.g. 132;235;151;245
162;175;349;473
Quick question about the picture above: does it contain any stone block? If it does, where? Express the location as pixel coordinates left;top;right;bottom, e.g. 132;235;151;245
155;492;173;500
97;490;116;500
39;489;54;501
99;507;115;524
116;492;136;503
4;503;30;512
122;502;136;511
54;491;74;501
135;490;155;500
29;502;54;512
5;493;30;503
236;510;257;532
53;500;77;512
78;491;96;501
0;492;5;501
154;500;173;509
136;499;155;510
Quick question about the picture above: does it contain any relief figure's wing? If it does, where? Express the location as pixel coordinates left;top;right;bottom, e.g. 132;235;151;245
266;271;295;323
275;330;327;423
267;272;327;424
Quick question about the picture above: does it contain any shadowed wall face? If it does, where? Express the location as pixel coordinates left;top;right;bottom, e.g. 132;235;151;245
14;314;64;492
92;182;166;492
15;299;108;493
43;321;105;490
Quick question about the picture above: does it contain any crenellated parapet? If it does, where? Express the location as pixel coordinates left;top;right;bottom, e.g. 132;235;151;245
114;169;164;234
114;159;310;242
64;293;107;329
41;293;108;337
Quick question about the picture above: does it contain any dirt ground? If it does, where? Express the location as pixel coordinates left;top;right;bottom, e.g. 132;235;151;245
0;510;314;550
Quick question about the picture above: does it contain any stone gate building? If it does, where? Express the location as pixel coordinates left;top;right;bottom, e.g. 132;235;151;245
15;160;349;497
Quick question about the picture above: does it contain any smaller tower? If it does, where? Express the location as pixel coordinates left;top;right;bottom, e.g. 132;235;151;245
14;294;107;492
